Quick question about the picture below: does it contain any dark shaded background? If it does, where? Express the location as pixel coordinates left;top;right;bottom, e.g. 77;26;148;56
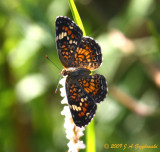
0;0;160;151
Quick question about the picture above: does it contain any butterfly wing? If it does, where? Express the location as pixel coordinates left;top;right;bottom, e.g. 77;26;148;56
72;36;102;70
55;16;83;68
66;76;97;127
77;74;107;103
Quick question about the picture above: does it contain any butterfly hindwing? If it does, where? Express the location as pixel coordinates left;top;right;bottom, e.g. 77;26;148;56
72;37;102;70
77;74;107;103
66;74;97;127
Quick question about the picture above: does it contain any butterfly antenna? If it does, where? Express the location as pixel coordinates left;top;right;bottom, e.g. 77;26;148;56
46;55;63;93
55;75;63;93
46;55;61;71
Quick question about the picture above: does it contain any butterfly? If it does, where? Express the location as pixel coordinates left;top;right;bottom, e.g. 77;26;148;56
55;16;108;127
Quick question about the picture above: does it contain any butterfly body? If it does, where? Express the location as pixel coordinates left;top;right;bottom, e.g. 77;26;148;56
55;16;107;127
61;67;90;76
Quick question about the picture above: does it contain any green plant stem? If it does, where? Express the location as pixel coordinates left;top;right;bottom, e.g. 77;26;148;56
68;0;86;36
68;0;96;152
86;119;96;152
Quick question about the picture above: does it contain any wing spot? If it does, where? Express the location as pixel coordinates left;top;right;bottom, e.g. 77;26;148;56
73;88;76;92
68;30;72;35
72;105;80;111
86;55;91;59
83;82;89;87
62;51;65;55
86;87;93;92
96;84;100;88
62;26;65;30
89;85;95;90
69;89;73;93
86;113;90;117
59;33;62;39
96;79;100;83
81;49;86;54
84;96;88;101
64;32;67;37
69;40;73;44
71;96;76;99
78;55;84;59
61;32;64;39
62;45;66;48
90;82;95;86
84;103;88;107
75;106;79;111
69;26;73;29
79;58;83;62
89;63;92;67
65;27;69;31
84;88;89;93
83;80;87;84
78;107;81;111
91;79;94;82
64;48;68;51
71;34;75;39
78;112;85;117
78;48;83;53
82;107;87;113
81;98;85;102
84;51;90;56
92;57;97;61
72;105;75;110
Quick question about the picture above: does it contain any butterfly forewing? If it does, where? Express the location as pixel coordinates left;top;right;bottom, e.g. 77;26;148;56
55;16;83;68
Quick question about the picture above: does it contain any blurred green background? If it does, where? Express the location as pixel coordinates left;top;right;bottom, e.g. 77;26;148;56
0;0;160;151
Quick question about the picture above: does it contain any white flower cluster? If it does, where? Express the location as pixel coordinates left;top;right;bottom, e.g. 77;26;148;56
60;77;85;152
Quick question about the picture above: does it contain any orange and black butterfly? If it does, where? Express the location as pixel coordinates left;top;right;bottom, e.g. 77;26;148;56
55;16;108;127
